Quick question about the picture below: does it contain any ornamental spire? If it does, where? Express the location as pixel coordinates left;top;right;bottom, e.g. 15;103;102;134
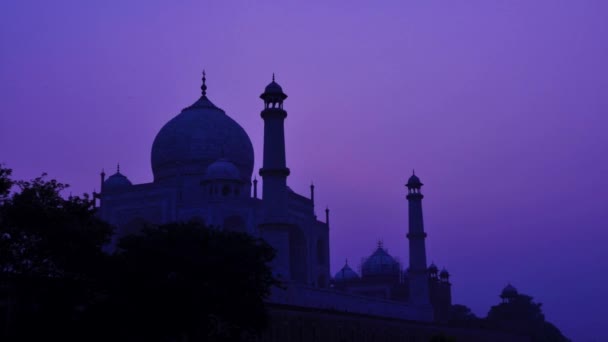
201;70;207;96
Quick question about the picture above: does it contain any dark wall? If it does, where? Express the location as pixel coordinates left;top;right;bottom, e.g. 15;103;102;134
262;304;530;342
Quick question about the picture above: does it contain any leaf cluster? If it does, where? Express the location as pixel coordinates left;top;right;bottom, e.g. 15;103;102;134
90;222;278;341
448;295;570;342
0;171;112;278
0;166;278;341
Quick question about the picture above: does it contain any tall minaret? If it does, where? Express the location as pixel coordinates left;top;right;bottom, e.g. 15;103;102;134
259;74;290;220
406;171;431;306
258;75;294;281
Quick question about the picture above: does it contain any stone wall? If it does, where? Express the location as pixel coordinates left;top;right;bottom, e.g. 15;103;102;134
268;283;434;322
262;304;530;342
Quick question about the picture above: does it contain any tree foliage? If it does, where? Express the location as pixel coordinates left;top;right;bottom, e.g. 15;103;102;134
486;293;570;342
0;164;12;200
0;172;112;277
89;222;277;341
448;304;480;327
0;167;277;341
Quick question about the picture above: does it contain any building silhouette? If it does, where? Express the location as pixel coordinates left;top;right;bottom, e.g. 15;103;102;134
97;72;450;323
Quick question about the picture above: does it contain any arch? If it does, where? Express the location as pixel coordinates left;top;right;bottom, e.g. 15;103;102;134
223;215;247;233
289;226;308;283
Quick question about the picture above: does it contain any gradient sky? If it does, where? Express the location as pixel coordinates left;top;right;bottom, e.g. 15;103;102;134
1;1;607;340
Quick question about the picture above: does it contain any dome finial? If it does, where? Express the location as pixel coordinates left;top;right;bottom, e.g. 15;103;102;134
117;163;120;174
412;169;415;176
201;70;207;96
272;73;275;82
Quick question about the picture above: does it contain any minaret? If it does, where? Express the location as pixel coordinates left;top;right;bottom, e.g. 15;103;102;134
100;168;106;192
258;75;295;281
259;74;290;219
406;171;431;306
310;182;316;216
94;169;106;207
253;177;258;199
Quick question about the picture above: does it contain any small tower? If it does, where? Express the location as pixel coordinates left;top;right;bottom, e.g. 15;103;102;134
428;263;439;280
259;74;290;220
253;177;258;199
500;284;518;303
100;168;106;192
439;268;450;283
258;75;305;282
406;171;431;306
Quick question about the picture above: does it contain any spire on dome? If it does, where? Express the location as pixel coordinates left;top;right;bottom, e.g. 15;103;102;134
201;70;207;96
117;163;120;174
187;70;220;109
272;73;275;82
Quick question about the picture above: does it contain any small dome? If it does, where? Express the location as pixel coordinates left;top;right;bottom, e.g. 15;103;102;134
265;81;283;94
440;268;450;279
428;263;438;273
501;284;518;298
407;173;422;187
361;243;400;277
334;262;360;282
104;171;132;192
204;159;241;181
260;75;288;102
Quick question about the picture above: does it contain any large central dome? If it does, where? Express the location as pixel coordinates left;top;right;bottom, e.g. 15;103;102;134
151;83;254;183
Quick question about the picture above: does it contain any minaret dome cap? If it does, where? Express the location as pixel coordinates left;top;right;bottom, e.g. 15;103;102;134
261;74;288;100
407;172;423;187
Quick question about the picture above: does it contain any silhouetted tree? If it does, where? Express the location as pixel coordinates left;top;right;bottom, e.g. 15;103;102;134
0;173;112;277
86;222;278;342
0;164;12;201
0;171;113;341
448;304;480;328
486;293;570;342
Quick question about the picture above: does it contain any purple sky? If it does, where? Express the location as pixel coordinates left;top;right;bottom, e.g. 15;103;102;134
1;1;607;340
